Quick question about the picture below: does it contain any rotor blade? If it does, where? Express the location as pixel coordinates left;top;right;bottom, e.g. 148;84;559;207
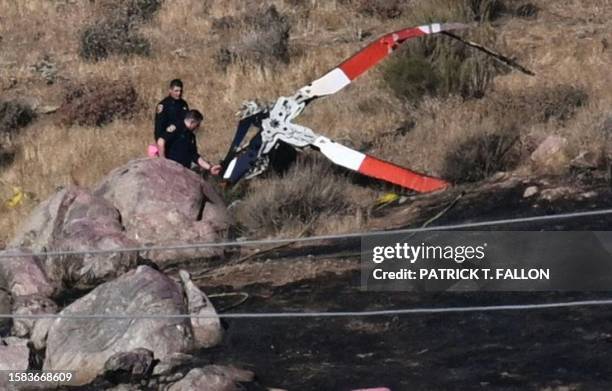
221;113;265;170
299;23;469;100
313;137;449;193
441;31;535;76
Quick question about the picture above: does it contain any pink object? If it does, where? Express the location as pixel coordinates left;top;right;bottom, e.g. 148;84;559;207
147;144;159;158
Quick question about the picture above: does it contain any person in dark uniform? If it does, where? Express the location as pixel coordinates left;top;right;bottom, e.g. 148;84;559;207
154;79;189;143
158;109;222;175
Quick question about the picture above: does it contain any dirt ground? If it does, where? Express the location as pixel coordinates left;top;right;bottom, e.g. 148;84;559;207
177;174;612;390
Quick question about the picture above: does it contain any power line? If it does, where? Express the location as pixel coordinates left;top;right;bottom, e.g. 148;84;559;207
2;299;612;319
2;208;612;259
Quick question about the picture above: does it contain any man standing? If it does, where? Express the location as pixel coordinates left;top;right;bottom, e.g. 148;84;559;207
158;110;222;175
154;79;189;144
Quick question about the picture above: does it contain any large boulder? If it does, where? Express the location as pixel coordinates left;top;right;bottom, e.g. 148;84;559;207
9;187;138;291
93;158;231;265
43;266;194;386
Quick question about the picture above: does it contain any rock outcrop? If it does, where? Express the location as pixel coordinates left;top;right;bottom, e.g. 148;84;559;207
94;158;231;264
43;266;194;385
9;187;138;291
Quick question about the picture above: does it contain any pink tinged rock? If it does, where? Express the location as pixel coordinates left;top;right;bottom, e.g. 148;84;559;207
0;249;55;298
9;187;138;291
43;266;194;386
93;158;232;265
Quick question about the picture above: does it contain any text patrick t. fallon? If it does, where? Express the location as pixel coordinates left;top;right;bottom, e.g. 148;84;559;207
372;268;550;281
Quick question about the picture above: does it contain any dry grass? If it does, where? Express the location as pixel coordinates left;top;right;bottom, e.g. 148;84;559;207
0;0;611;242
232;154;372;238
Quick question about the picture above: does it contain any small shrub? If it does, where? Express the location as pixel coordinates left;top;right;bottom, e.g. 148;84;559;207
79;0;162;61
234;155;353;237
99;0;163;23
0;100;36;137
487;85;588;128
58;78;141;127
0;147;16;170
513;3;539;18
80;18;151;61
466;0;506;21
379;0;511;103
382;35;500;102
350;0;405;19
214;5;290;69
442;131;521;183
211;16;239;32
382;55;439;102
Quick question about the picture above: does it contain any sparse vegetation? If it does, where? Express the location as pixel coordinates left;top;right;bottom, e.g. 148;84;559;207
79;0;162;61
381;0;506;103
213;5;291;69
58;79;142;127
80;19;151;61
0;100;36;139
382;36;501;102
382;55;440;103
234;155;355;238
345;0;405;19
0;0;610;244
442;131;521;183
0;147;16;170
486;85;589;128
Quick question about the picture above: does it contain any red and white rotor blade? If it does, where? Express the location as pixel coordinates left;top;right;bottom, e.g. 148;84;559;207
313;137;449;193
301;23;469;99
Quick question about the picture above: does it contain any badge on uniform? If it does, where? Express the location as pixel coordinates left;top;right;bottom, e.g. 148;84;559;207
157;104;164;113
166;124;176;133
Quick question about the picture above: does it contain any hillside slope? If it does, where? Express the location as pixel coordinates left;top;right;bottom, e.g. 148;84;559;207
0;0;611;243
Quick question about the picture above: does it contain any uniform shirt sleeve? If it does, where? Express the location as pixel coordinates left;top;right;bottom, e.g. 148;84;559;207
190;134;201;164
154;101;168;139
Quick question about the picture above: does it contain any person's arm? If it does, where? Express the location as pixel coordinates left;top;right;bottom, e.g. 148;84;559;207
197;157;222;175
154;103;166;138
157;137;166;158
